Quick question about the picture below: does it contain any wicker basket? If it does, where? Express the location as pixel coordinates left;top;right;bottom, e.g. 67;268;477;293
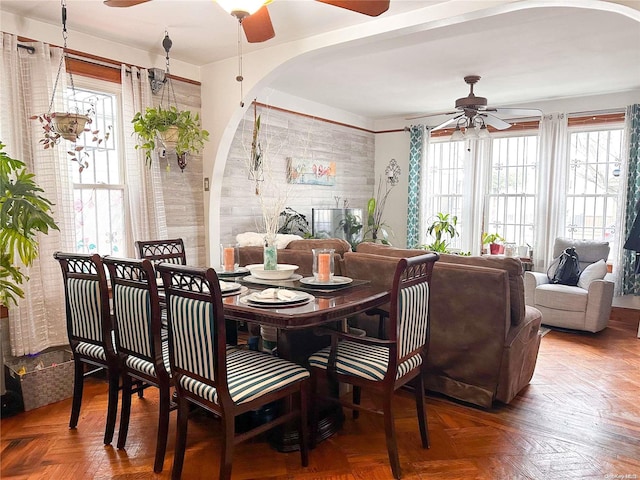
5;349;75;411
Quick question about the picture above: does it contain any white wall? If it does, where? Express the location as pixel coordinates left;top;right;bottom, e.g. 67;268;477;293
374;131;411;247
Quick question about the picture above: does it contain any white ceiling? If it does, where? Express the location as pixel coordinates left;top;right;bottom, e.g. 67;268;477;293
2;0;640;120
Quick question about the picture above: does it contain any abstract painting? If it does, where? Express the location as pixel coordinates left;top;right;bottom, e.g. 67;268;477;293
287;158;336;186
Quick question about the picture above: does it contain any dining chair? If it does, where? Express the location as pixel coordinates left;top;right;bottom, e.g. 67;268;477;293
103;256;175;473
157;262;311;480
308;252;439;479
53;252;119;445
135;238;187;273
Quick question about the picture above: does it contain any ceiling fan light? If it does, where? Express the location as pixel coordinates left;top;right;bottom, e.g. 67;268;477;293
478;124;490;139
217;0;265;18
450;126;465;141
465;125;479;140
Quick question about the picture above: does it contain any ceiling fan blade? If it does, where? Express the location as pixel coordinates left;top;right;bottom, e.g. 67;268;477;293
103;0;150;7
242;5;275;43
481;113;512;130
405;111;459;121
484;107;542;117
316;0;390;16
431;115;464;131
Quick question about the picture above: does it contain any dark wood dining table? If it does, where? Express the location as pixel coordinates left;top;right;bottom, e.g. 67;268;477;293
218;274;392;450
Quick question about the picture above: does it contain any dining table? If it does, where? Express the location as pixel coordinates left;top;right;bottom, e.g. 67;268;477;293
215;269;392;451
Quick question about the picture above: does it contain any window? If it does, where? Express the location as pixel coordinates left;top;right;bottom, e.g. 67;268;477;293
423;140;465;250
564;126;624;260
68;80;127;256
485;134;538;248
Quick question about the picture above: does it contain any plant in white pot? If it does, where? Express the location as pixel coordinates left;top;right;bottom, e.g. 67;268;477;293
131;105;209;169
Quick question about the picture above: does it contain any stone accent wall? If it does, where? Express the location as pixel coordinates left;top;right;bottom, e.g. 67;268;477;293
220;104;375;244
156;78;206;266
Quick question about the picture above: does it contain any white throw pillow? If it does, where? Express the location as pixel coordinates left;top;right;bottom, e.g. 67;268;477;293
577;259;608;289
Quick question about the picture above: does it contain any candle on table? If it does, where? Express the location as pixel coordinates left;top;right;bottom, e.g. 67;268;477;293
318;253;330;282
223;247;235;272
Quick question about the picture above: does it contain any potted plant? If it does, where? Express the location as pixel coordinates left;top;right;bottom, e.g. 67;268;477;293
131;106;209;167
363;159;401;244
482;232;505;254
423;212;459;253
1;142;59;306
337;212;363;250
30;107;110;172
278;207;310;237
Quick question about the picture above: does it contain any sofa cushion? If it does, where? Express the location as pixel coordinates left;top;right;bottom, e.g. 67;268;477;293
356;242;425;258
286;238;352;255
355;243;526;327
577;259;608;289
437;254;526;326
535;284;587;312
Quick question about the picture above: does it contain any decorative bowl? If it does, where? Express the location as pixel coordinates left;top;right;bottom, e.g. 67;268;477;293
246;264;299;280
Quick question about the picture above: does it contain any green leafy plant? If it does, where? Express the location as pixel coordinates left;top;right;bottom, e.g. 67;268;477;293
30;107;110;172
1;142;59;306
131;106;209;166
423;212;459;253
363;160;401;244
337;212;363;250
278;207;310;237
482;232;505;245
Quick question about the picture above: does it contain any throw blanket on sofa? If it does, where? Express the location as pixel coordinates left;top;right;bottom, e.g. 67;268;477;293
236;232;303;249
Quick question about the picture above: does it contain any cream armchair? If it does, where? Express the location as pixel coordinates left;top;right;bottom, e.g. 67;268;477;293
524;238;614;333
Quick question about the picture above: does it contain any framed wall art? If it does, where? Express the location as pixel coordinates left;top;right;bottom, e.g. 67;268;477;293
287;158;336;186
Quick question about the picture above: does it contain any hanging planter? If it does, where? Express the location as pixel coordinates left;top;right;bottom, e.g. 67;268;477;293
50;112;91;141
131;105;209;169
159;125;179;150
29;0;109;172
131;32;209;172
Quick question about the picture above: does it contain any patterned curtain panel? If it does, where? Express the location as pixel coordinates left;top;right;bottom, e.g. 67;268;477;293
622;104;640;294
406;125;424;248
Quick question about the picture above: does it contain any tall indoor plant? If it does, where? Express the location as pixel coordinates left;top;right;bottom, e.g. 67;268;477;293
0;142;59;307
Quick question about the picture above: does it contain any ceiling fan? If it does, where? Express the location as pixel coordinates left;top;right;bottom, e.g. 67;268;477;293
409;75;542;132
103;0;390;43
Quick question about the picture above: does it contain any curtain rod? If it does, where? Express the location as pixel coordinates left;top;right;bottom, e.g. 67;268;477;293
15;36;200;86
17;43;35;54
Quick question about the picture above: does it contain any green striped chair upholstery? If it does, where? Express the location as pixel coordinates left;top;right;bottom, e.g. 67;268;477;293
104;256;173;474
157;263;310;480
54;252;119;446
308;253;439;480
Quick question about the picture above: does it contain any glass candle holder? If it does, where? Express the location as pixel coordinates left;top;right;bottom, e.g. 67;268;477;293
313;248;335;283
220;243;239;272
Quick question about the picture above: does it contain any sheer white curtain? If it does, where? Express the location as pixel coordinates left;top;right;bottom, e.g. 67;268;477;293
120;65;167;242
1;34;75;355
466;138;491;256
533;113;568;271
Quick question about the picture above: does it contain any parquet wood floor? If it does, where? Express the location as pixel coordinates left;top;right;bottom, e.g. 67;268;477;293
1;310;639;480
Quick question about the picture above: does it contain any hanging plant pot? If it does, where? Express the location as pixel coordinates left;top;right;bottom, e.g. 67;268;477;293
159;125;179;151
50;113;91;142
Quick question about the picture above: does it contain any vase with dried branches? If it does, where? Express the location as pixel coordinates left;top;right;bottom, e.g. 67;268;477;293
243;103;293;270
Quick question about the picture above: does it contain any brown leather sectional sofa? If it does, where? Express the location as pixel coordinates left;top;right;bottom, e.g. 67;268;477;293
237;238;543;408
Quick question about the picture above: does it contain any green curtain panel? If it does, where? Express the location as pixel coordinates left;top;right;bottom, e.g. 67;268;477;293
623;104;640;294
406;125;424;248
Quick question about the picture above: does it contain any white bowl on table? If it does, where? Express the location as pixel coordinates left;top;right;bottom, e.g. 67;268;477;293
246;264;299;280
